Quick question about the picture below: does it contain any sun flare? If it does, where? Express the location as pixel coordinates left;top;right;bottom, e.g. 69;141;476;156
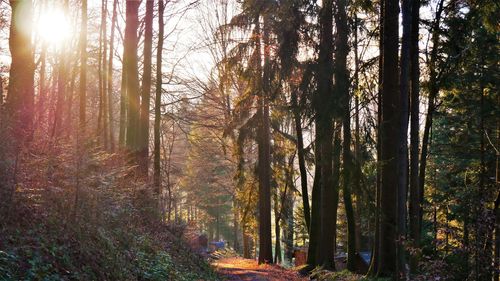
36;8;71;46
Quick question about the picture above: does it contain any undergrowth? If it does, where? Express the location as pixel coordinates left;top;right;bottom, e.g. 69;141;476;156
0;139;219;281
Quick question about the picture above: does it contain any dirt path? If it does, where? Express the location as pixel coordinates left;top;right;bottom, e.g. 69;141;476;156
213;257;308;281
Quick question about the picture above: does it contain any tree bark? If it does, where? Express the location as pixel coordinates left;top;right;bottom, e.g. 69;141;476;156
79;0;87;131
101;0;109;148
107;0;118;150
257;15;273;264
353;13;363;256
377;0;399;276
335;0;356;271
397;0;412;276
316;0;336;269
154;0;165;201
307;136;322;267
6;0;35;140
408;0;421;274
52;48;68;139
291;89;310;232
367;2;384;275
124;0;141;153
139;0;154;175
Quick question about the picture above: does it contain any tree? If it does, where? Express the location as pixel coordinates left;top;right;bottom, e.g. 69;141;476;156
397;0;412;275
124;0;141;153
6;0;35;139
316;0;337;269
139;0;154;174
377;0;399;276
154;0;165;201
79;0;87;131
408;0;421;273
335;0;356;270
257;12;273;264
107;0;118;150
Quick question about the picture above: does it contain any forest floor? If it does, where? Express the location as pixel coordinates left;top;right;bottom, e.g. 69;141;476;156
213;257;308;281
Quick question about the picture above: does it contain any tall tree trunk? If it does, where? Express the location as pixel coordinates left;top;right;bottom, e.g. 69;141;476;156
353;13;363;255
367;1;383;276
257;15;273;264
107;0;118;150
124;0;141;153
274;214;282;264
307;136;322;267
101;0;109;148
316;0;336;269
291;89;310;232
6;0;35;140
335;0;356;270
154;0;165;203
397;0;412;276
97;0;105;143
331;124;342;257
233;206;240;253
79;0;87;131
408;0;421;274
285;174;294;264
37;44;47;133
139;0;154;175
495;103;500;281
119;67;127;147
52;51;67;139
243;227;251;259
377;0;399;276
494;191;499;281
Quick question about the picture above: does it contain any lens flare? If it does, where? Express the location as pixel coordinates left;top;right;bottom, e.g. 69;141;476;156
36;8;71;46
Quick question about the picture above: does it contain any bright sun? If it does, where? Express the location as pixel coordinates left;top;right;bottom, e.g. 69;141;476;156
36;8;71;46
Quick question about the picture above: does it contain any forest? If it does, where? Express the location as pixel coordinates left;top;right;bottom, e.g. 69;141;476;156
0;0;498;280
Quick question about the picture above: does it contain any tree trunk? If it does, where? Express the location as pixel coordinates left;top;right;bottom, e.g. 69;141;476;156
257;15;273;264
6;0;35;139
494;191;499;281
274;216;282;264
154;0;165;196
377;0;399;276
353;13;363;255
367;1;383;276
408;0;421;274
285;180;294;264
243;227;251;259
307;136;322;267
124;1;141;153
335;0;356;270
96;0;106;144
119;66;127;147
79;0;87;131
397;0;412;276
332;124;342;256
316;0;336;269
52;49;68;139
107;0;118;150
139;0;154;175
101;0;109;148
234;207;240;253
291;89;310;232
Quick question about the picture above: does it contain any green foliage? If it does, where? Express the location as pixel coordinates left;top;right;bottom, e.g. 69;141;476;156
309;268;366;281
0;143;219;281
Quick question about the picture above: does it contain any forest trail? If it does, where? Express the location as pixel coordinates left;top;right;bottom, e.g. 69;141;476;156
213;257;307;281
